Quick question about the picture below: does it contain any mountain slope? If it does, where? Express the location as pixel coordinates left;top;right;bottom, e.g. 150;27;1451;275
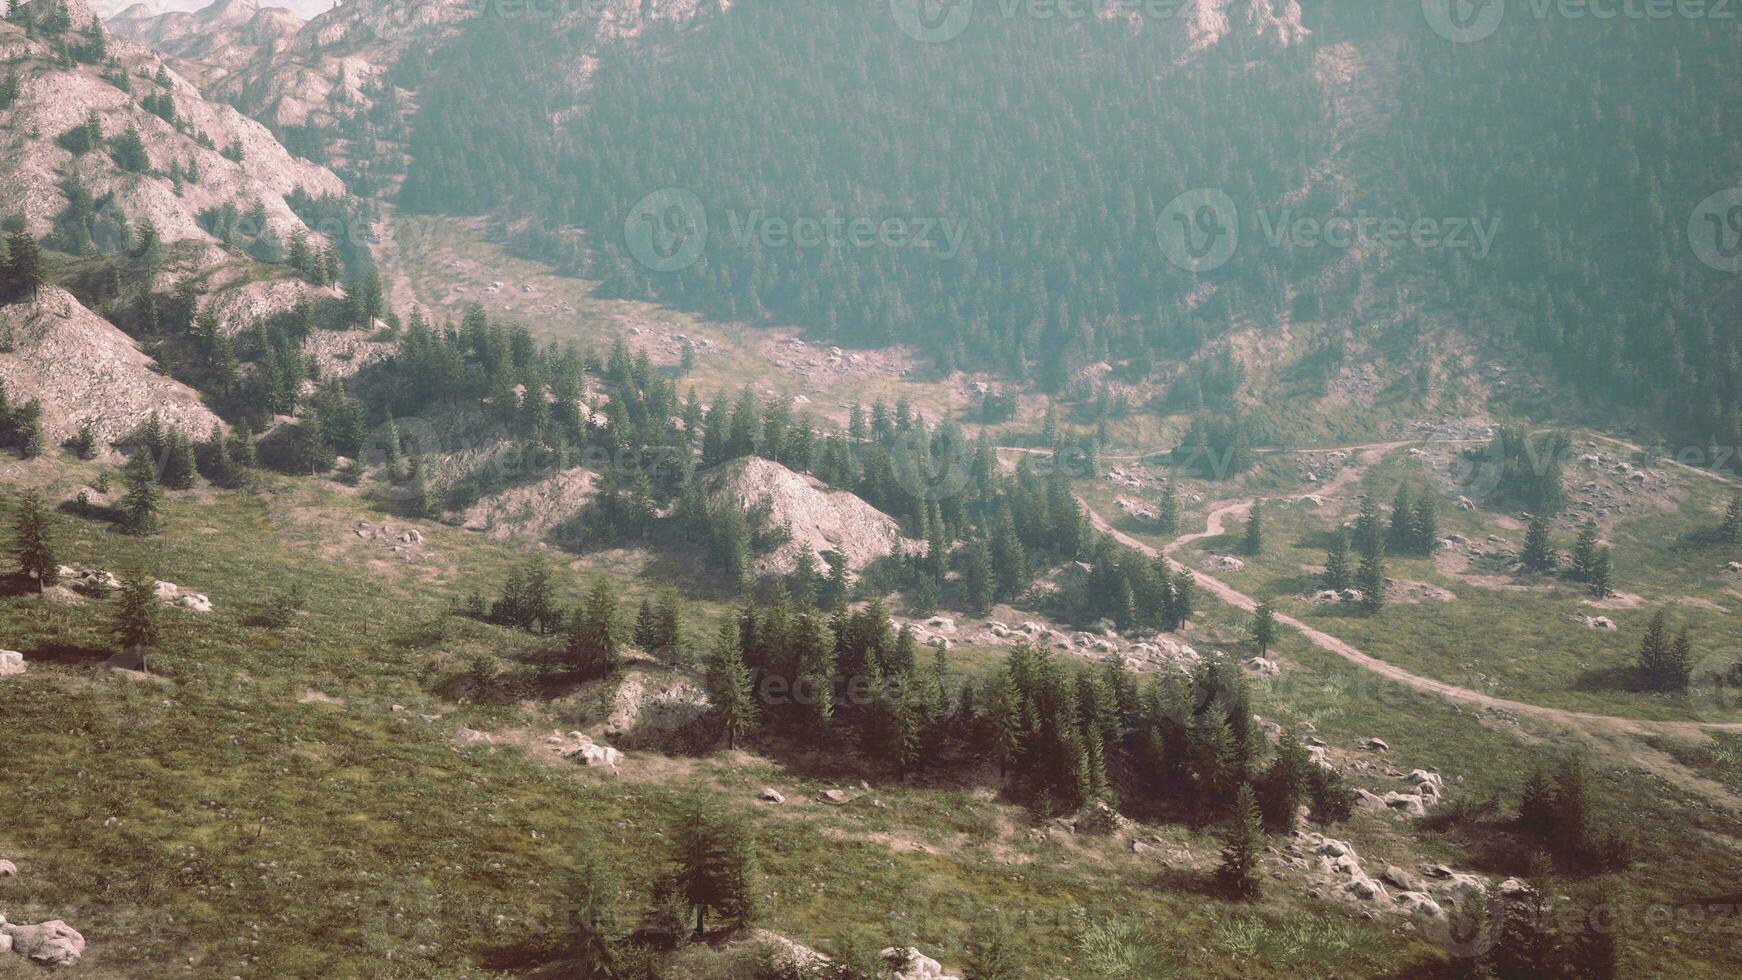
108;0;306;89
0;0;345;248
0;286;219;445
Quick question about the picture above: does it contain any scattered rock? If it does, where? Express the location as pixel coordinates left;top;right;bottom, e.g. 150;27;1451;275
1580;615;1618;631
0;860;15;877
0;651;24;677
1383;865;1426;893
880;946;961;980
1212;555;1246;571
1;919;86;968
1362;737;1391;752
821;789;852;805
759;787;786;805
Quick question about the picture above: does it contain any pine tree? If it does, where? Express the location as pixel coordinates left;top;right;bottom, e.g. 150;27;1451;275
1636;610;1671;689
69;418;97;460
705;621;756;750
1388;485;1415;555
566;580;620;679
1357;550;1386;612
633;599;659;652
114;570;161;662
1157;479;1181;534
1411;495;1439;554
562;856;623;979
13;489;57;591
1517;768;1556;841
1242;499;1265;555
409;455;437;519
655;593;686;666
1572;522;1601;581
4;230;45;302
1324;529;1353;591
1249;603;1278;657
964;537;995;616
1723;491;1742;548
15;398;43;458
1216;782;1265;899
669;796;757;937
1354;495;1385;558
1587;547;1614;598
120;451;162;536
1521;512;1556;572
1258;730;1312;832
162;431;197;489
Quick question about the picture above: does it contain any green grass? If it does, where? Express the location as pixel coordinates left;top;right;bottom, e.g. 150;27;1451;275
1140;447;1742;723
0;465;1431;977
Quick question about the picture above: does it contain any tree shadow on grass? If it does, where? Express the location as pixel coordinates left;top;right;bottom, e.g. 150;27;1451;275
57;497;124;528
1572;665;1643;694
22;640;111;667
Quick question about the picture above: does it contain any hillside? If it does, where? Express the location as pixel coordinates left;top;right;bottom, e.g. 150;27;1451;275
108;0;307;89
0;285;219;444
0;0;345;248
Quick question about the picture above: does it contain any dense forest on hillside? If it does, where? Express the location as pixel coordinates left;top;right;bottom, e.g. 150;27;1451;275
400;0;1332;388
1392;9;1742;454
398;0;1742;453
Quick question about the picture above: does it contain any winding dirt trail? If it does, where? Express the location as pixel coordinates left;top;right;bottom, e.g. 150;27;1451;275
1076;443;1742;744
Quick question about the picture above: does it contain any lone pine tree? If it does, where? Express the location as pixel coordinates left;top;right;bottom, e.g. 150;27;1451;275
13;489;57;591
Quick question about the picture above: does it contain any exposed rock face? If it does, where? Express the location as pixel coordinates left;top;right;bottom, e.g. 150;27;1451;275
0;288;221;445
110;0;308;87
701;456;913;576
0;5;344;246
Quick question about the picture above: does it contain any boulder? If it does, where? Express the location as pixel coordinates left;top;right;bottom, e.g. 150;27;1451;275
1362;737;1391;752
1344;874;1387;902
880;946;959;980
1245;657;1281;677
2;919;86;967
1353;788;1387;810
1497;877;1531;897
176;594;213;614
821;789;852;805
1397;891;1447;924
759;787;786;805
0;860;16;876
0;651;24;677
1582;616;1618;631
1213;555;1246;571
1383;792;1427;816
1439;873;1489;907
1726;562;1742;574
1383;865;1426;893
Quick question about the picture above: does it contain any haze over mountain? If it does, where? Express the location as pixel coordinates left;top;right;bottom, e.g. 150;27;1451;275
4;1;1742;976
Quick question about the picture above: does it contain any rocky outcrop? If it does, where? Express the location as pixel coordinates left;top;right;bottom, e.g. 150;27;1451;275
111;0;309;90
0;5;344;246
0;288;220;446
701;456;913;576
